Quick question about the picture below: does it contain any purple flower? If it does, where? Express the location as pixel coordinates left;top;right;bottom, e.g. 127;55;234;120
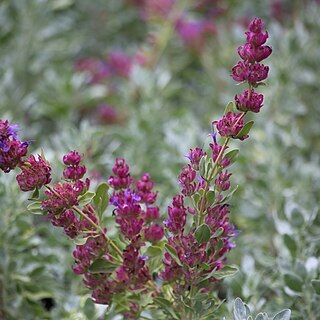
108;158;134;190
107;51;132;78
231;61;269;83
63;165;86;180
0;119;29;173
16;154;51;191
209;143;230;167
136;173;158;204
215;170;232;191
178;164;197;196
63;150;82;166
248;17;264;33
164;195;187;234
143;223;164;242
176;17;216;52
42;182;82;214
235;89;264;113
185;147;206;170
238;43;272;63
213;112;247;139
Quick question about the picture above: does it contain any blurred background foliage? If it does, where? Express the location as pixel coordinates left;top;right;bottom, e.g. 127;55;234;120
0;0;319;319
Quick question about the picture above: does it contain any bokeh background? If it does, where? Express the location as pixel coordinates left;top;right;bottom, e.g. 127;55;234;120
0;0;319;319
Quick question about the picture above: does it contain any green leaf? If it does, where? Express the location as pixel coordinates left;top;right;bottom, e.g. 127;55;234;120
235;120;254;139
27;201;44;215
192;193;201;206
199;155;207;179
284;273;303;292
213;265;239;280
78;191;96;207
255;313;268;320
93;182;109;219
72;235;90;245
145;245;163;258
202;265;238;282
233;297;250;320
193;293;208;301
201;262;211;271
206;190;215;206
224;149;239;165
311;279;320;295
30;187;39;200
153;298;179;320
283;234;297;258
195;223;211;244
224;101;236;115
89;258;119;274
219;185;239;204
272;309;291;320
164;244;182;266
211;227;224;238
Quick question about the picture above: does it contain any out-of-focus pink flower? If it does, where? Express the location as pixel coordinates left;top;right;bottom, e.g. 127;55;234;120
176;17;216;52
97;104;119;124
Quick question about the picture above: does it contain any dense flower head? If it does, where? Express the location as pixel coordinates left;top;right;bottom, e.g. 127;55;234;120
42;182;82;214
136;173;158;204
63;150;82;166
231;17;271;86
213;112;247;139
73;233;108;275
16;154;51;191
143;223;164;242
231;61;269;83
0;120;29;173
206;204;237;257
108;158;134;190
238;43;272;63
63;150;87;181
235;89;264;113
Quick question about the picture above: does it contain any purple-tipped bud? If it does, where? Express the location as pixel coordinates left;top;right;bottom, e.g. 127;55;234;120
63;150;82;166
16;154;51;191
235;89;264;113
248;18;264;33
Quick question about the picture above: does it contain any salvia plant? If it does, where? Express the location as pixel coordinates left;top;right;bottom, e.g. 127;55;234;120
0;18;292;319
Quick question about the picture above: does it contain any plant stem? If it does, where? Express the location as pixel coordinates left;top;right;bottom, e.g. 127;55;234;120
197;112;247;226
44;185;123;259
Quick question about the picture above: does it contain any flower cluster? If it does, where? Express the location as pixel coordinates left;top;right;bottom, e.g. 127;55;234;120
16;154;51;191
109;158;164;243
42;151;90;231
232;18;272;113
161;143;237;287
161;18;272;293
0;120;28;173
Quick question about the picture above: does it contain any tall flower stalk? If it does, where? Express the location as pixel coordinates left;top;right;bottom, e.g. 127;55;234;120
0;17;272;319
